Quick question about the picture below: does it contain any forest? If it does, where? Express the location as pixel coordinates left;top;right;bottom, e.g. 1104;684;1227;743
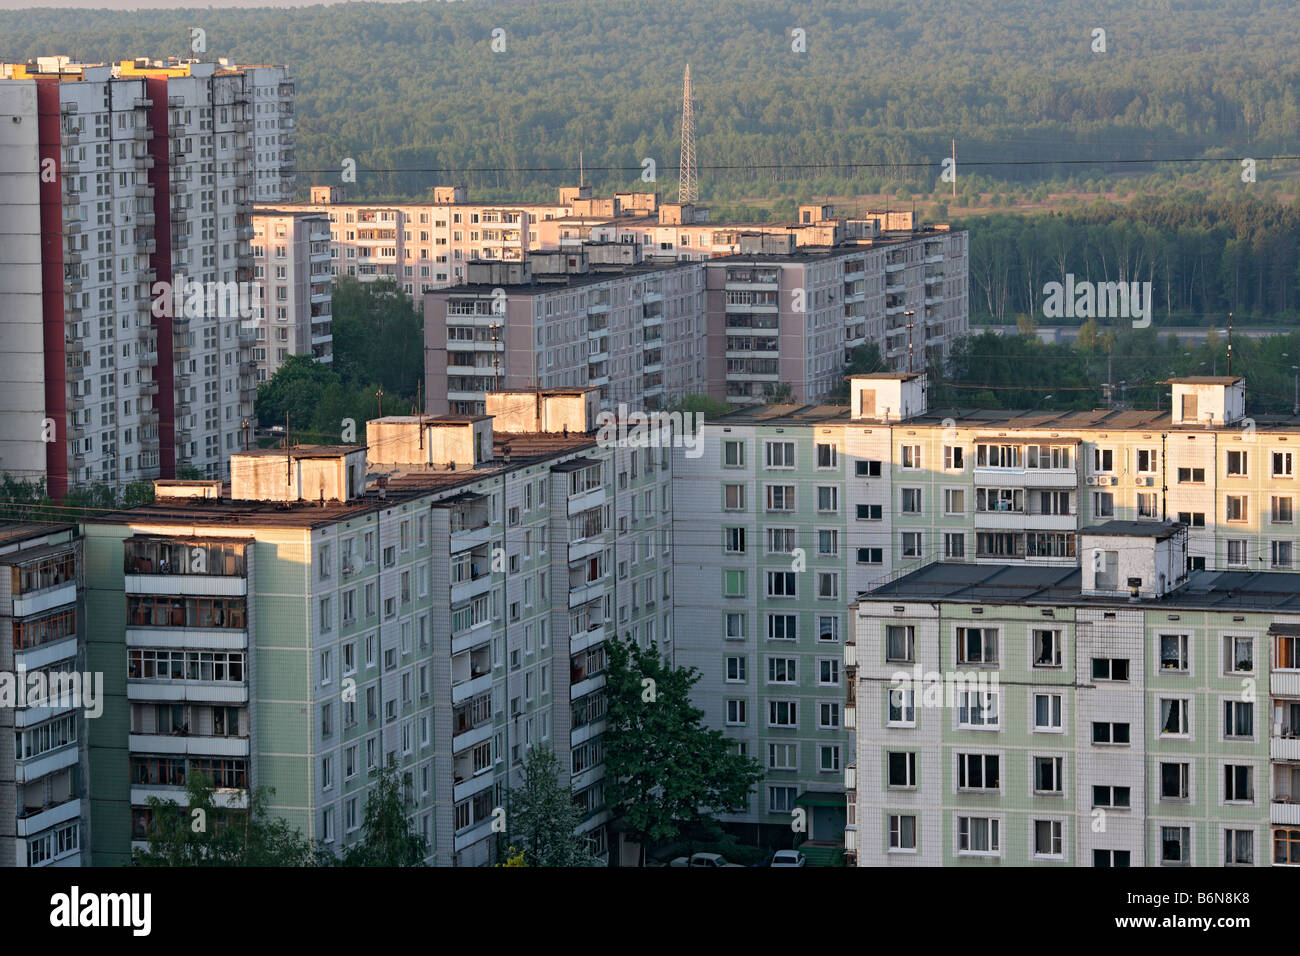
2;0;1298;204
962;195;1300;325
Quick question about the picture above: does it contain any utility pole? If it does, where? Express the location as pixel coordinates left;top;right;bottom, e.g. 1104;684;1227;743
904;310;916;374
951;139;957;200
376;387;384;418
1226;312;1233;376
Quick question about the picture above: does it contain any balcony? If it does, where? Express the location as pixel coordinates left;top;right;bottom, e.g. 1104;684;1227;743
451;671;492;706
1272;736;1300;762
128;733;250;758
16;796;81;839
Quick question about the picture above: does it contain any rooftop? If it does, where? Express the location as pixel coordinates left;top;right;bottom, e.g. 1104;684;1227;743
0;522;75;548
858;561;1300;613
1080;520;1184;540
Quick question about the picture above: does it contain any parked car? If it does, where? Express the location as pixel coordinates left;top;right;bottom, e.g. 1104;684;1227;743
669;852;744;868
769;849;806;867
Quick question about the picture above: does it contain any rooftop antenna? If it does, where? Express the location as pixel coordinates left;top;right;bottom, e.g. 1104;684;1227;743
579;150;584;189
679;64;698;204
284;412;291;487
417;380;424;450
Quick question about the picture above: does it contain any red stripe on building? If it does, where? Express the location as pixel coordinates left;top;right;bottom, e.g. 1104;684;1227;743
146;76;176;479
36;77;67;500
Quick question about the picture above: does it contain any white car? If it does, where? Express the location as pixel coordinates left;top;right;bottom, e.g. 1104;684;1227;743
669;852;744;868
770;850;806;867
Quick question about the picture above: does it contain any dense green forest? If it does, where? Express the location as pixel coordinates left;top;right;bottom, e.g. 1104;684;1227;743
962;196;1300;325
3;0;1298;204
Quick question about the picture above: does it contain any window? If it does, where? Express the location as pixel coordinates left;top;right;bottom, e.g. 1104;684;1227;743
1226;495;1248;523
768;700;797;727
1159;762;1190;800
1275;828;1300;865
1274;451;1294;477
1274;540;1294;569
1092;721;1131;744
1223;637;1253;675
944;446;964;470
816;486;839;513
1227;450;1248;476
1273;496;1294;524
723;569;745;598
887;751;917;788
1177;510;1207;527
724;612;747;640
889;814;917;851
768;742;797;770
855;459;882;478
723;440;745;468
1136;492;1158;518
1094;849;1131;867
957;690;1000;729
1224;829;1254;865
1032;629;1062;668
1092;785;1131;808
901;532;922;558
818;659;840;685
957;627;997;665
818;615;840;642
1137;448;1158;473
1092;491;1114;518
816;572;839;600
766;571;796;598
856;503;883;521
766;528;797;554
856;547;883;564
901;488;922;514
1224;764;1254;803
944;488;965;515
1093;448;1114;473
768;614;797;641
724;527;746;554
1227;539;1248;567
818;702;840;729
766;485;796;512
768;786;798;814
1091;657;1129;681
1160;634;1190;673
765;441;795;469
1224;700;1254;739
1159;698;1189;736
1034;820;1063;858
900;445;921;469
767;657;796;684
817;529;839;556
819;745;841;772
1033;693;1062;732
957;753;1000;791
944;533;966;559
725;699;747;725
1177;466;1206;484
888;686;915;725
723;484;746;511
725;656;746;682
957;817;999;855
886;625;914;663
816;443;837;468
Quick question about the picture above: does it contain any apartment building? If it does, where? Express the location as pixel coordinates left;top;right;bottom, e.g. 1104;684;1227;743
673;372;1300;847
0;523;87;867
250;210;334;379
848;521;1297;866
0;55;288;495
235;63;297;203
79;387;672;865
424;257;706;414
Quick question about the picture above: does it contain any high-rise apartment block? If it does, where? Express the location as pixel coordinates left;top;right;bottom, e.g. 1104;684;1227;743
0;55;295;496
73;388;671;866
250;210;334;380
849;522;1299;867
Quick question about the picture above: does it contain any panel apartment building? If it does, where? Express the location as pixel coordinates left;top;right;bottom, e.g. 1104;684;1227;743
671;373;1300;847
79;387;672;866
250;209;334;381
424;255;706;415
848;522;1300;867
1;524;87;867
0;55;295;496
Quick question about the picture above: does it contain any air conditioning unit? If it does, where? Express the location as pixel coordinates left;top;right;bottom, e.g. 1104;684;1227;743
1108;476;1119;486
1086;476;1099;486
1144;476;1156;487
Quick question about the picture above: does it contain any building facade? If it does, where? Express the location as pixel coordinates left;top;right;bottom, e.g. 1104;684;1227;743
848;522;1296;867
0;55;294;494
250;210;334;380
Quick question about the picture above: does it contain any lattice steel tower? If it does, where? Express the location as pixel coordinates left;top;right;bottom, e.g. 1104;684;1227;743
679;64;698;204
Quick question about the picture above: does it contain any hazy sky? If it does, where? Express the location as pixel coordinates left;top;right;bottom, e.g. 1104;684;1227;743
0;0;427;8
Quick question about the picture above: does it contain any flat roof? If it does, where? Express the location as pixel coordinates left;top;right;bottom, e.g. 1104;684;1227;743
0;522;74;546
858;561;1300;613
88;433;597;529
370;414;488;424
235;445;363;459
1081;520;1184;540
847;372;922;381
1170;376;1244;385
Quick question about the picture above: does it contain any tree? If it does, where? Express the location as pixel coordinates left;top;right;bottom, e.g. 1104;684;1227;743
830;343;887;401
505;746;603;867
603;635;762;866
666;393;732;419
133;772;321;866
496;845;528;867
339;764;428;866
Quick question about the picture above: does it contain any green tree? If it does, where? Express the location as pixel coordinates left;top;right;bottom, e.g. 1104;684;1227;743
133;772;320;866
340;764;428;866
603;635;762;866
505;746;604;867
